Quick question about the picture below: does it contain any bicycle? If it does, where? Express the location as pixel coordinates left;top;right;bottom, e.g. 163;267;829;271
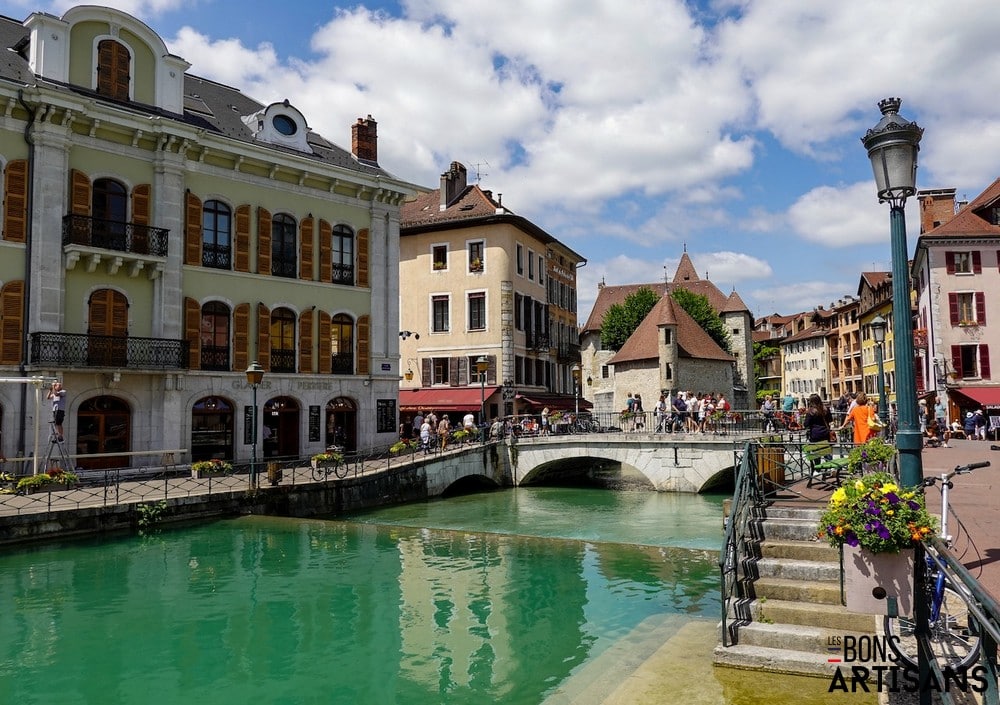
311;451;349;481
884;460;990;672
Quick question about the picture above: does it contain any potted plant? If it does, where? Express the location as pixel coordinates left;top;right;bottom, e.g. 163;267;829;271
844;437;897;475
17;468;80;494
311;451;344;469
191;459;233;478
818;469;935;614
470;258;483;272
390;439;417;455
0;471;14;494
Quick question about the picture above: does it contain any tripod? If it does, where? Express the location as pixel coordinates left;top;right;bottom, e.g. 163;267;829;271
43;418;73;474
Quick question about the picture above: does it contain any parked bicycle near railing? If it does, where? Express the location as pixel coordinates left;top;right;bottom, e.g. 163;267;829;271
884;460;991;672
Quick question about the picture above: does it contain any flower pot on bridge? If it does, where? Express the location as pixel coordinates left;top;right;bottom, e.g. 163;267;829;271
843;545;913;615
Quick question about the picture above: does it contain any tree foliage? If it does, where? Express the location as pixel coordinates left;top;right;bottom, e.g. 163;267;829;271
670;288;733;354
600;287;660;351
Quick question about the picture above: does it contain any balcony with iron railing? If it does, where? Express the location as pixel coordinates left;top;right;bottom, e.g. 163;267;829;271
556;342;580;362
202;244;232;270
63;215;169;257
200;345;230;371
332;264;355;286
331;352;354;375
524;330;550;352
29;332;188;370
270;348;296;373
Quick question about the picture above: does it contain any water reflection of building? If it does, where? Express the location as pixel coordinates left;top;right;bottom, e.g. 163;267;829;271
0;6;411;468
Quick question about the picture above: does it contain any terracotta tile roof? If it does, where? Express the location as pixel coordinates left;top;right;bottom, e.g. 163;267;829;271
401;185;501;228
922;178;1000;238
609;296;734;365
722;290;751;314
581;282;670;334
780;324;831;344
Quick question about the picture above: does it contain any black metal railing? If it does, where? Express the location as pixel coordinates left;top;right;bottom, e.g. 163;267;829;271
525;330;549;351
331;352;353;374
556;342;580;361
332;263;354;285
719;440;764;646
271;259;297;278
62;214;169;257
29;332;189;369
200;345;230;371
270;348;296;373
202;243;232;270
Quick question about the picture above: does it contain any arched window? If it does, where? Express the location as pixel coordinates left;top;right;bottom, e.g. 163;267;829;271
270;307;296;372
202;200;232;269
92;178;128;250
201;302;231;371
332;225;354;285
272;214;297;278
97;39;131;101
331;314;354;374
76;396;131;470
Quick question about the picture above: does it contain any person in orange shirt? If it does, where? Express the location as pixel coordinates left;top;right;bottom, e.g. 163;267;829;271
838;391;875;445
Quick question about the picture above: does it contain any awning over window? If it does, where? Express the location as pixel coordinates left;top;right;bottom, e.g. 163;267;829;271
399;387;500;412
951;386;1000;410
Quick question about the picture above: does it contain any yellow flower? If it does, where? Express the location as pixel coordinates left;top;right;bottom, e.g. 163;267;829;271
854;480;866;491
831;487;847;505
882;482;898;494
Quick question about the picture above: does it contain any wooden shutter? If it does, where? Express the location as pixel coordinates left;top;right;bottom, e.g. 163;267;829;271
257;303;271;370
0;280;24;364
488;355;497;385
981;346;991;379
70;169;91;216
3;159;27;243
97;40;130;100
131;184;150;225
318;311;332;374
357;227;369;287
299;217;314;280
949;293;960;326
458;356;469;385
356;314;370;375
319;220;332;282
256;208;272;275
972;251;982;274
951;345;963;379
111;292;128;337
449;356;460;386
184;191;202;265
974;292;987;325
233;303;250;371
185;297;201;370
234;205;251;272
298;309;314;373
945;252;955;274
422;358;432;386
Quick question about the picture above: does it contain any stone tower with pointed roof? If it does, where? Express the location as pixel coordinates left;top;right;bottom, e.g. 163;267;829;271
579;253;755;414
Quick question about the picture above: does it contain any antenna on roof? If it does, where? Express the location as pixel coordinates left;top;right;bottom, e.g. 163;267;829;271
469;160;490;183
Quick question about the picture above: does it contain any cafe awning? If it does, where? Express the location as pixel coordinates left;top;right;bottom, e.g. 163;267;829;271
516;393;592;411
951;386;1000;410
399;387;500;412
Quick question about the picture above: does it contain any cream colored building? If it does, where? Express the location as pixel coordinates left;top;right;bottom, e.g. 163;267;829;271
399;162;585;422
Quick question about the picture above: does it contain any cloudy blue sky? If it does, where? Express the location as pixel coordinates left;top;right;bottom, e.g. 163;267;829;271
13;0;1000;321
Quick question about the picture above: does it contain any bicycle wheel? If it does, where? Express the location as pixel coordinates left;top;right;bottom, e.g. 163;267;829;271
333;462;349;479
311;465;325;482
884;584;981;672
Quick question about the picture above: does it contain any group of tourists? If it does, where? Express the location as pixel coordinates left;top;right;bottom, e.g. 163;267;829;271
399;410;480;453
650;390;731;434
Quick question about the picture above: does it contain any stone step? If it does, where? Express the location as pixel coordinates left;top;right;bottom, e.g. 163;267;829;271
753;577;841;604
712;643;844;679
760;517;822;542
760;539;839;563
752;598;878;633
763;506;825;521
736;621;866;655
756;557;841;582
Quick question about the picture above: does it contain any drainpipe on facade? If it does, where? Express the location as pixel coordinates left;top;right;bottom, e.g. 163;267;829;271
16;89;38;458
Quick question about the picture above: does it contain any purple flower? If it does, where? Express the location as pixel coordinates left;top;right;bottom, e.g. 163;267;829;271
907;500;920;511
845;532;860;547
884;492;900;505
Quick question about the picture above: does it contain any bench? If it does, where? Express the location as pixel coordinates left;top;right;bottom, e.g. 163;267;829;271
803;441;850;488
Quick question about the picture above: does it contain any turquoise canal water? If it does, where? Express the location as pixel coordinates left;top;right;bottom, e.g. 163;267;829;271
0;489;857;705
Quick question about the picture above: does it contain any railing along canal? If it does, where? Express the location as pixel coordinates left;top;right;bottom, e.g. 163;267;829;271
719;439;763;646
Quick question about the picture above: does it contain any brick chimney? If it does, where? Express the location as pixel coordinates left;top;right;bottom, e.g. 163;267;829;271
439;161;467;211
917;188;956;234
351;115;378;164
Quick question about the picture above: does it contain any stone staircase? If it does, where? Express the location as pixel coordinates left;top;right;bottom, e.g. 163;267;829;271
713;505;879;677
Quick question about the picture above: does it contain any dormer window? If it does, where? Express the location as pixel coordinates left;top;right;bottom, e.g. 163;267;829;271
243;101;313;153
97;39;131;101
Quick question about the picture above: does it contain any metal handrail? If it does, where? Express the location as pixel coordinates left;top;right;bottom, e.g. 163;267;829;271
718;439;763;646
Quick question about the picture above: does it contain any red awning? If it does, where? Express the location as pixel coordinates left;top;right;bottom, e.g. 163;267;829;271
951;386;1000;410
516;393;593;411
399;387;500;412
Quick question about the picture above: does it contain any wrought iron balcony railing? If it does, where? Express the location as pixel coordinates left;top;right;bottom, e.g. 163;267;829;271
270;348;296;373
30;332;189;369
272;259;298;279
525;331;550;351
332;352;354;374
202;243;232;270
200;345;230;371
556;342;580;361
332;263;355;285
62;214;169;257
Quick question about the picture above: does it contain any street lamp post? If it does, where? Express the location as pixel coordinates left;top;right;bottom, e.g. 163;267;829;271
476;356;489;437
861;97;923;490
571;364;580;416
245;361;264;489
869;314;888;425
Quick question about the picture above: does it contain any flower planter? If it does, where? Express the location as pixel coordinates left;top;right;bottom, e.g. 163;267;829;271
191;469;221;479
843;544;914;615
26;481;75;494
267;463;282;486
311;459;336;470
